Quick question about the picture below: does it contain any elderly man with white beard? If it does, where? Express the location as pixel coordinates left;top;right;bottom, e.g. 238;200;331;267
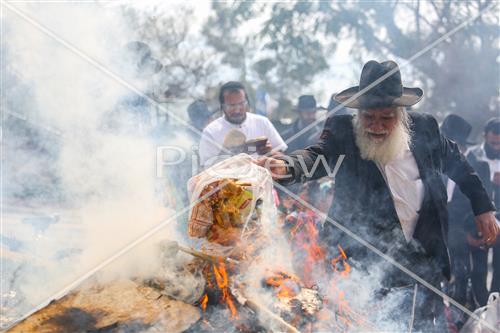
256;60;498;330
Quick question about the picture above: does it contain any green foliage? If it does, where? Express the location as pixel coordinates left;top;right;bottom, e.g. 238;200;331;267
203;1;499;128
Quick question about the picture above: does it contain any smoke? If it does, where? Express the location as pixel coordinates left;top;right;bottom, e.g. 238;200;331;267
2;2;191;327
1;2;462;332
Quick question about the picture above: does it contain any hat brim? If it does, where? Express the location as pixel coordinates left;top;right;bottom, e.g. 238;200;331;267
334;86;423;109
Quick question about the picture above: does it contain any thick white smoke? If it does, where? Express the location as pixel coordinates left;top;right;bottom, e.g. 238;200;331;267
1;2;189;327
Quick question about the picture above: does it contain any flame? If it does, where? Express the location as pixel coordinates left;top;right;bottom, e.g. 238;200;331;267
331;245;351;277
265;271;302;299
288;210;326;287
213;260;238;319
200;294;208;313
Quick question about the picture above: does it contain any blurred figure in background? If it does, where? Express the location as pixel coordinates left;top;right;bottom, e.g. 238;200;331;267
469;117;500;301
187;100;217;134
282;95;323;153
441;114;491;317
105;41;163;135
199;81;287;168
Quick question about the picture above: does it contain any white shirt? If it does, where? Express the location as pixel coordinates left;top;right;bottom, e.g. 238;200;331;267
377;149;425;242
199;112;287;167
477;144;500;181
447;179;457;202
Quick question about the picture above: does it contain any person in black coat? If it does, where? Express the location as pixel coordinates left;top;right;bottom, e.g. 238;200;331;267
468;118;500;306
256;60;498;330
282;95;323;153
441;114;492;313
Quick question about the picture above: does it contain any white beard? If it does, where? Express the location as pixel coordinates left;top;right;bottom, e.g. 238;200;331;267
354;111;412;165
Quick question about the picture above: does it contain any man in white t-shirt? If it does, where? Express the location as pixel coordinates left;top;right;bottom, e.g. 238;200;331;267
199;81;287;167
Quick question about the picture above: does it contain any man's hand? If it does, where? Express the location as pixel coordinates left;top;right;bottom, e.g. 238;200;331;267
254;156;289;180
475;211;499;246
493;172;500;186
466;232;486;249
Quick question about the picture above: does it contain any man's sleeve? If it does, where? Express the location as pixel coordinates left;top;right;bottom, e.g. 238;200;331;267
278;116;339;185
199;130;221;168
265;118;288;152
435;116;496;216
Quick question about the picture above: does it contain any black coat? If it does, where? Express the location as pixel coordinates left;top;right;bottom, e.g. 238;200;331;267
282;112;495;282
282;119;323;153
447;153;492;240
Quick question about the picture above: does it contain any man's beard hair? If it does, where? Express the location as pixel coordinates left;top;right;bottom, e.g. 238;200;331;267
354;109;412;165
224;111;247;125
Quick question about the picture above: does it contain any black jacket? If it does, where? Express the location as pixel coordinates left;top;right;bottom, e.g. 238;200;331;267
281;112;495;280
282;119;323;153
447;153;492;240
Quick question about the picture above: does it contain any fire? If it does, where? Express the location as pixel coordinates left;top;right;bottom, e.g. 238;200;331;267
332;245;351;277
284;206;376;331
200;294;208;313
265;271;302;299
212;260;238;319
287;210;326;287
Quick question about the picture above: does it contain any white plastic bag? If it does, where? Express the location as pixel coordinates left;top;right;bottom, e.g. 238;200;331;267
460;293;500;333
186;154;277;255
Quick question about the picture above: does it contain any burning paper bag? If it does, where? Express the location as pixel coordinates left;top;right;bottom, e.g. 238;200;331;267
460;292;500;333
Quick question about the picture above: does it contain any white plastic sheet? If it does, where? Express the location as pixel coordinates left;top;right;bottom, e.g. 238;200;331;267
460;293;500;333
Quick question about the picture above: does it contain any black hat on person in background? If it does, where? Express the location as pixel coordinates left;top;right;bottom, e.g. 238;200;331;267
441;114;475;146
296;95;319;112
334;60;423;109
484;117;500;134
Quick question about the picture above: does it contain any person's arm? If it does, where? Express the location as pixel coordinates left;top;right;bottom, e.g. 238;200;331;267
434;115;498;244
256;116;340;185
438;123;495;215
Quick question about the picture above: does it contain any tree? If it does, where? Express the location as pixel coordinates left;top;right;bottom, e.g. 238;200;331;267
203;1;329;118
203;1;499;130
123;5;219;100
333;1;499;134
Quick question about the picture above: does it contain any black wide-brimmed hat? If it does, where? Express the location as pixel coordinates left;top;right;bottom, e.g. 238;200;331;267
296;95;318;112
441;114;475;146
334;60;423;109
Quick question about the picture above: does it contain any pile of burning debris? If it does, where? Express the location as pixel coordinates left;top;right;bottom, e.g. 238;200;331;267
5;156;377;332
175;158;377;333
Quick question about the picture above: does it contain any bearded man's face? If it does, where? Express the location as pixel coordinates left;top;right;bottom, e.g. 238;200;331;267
354;106;411;165
358;107;399;142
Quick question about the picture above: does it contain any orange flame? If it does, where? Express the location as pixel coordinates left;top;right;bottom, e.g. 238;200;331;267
200;294;208;313
331;245;351;277
213;260;238;319
265;271;302;300
288;211;326;287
